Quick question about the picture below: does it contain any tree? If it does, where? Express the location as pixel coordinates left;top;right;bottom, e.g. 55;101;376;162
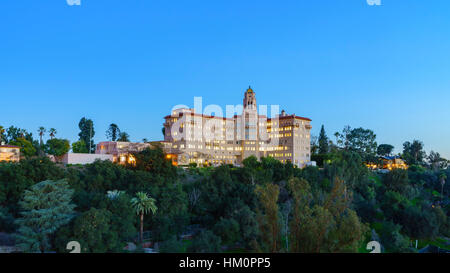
6;126;33;143
310;135;319;155
0;206;15;233
72;140;89;153
45;138;70;158
318;125;329;154
400;205;440;240
280;200;292;251
106;123;121;141
403;140;426;166
49;128;57;139
288;177;311;252
15;179;75;253
383;169;410;195
160;235;184;253
213;217;240;245
131;192;157;243
0;125;5;144
242;156;259;185
334;125;351;149
0;157;65;218
72;208;120;253
233;205;260;249
288;177;366;253
117;132;130;142
377;144;394;157
37;127;46;146
6;126;19;143
129;147;178;181
78;117;95;153
381;191;410;224
349;128;377;157
255;183;280;252
147;178;188;243
323;150;370;191
379;221;411;253
106;192;137;244
335;126;377;161
107;190;125;200
188;230;222;253
428;151;446;171
9;137;36;157
439;173;447;202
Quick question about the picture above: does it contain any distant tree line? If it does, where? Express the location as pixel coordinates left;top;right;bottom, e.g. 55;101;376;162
0;119;137;160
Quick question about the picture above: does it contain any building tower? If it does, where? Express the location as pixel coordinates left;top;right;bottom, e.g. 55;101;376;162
243;86;257;111
240;86;259;160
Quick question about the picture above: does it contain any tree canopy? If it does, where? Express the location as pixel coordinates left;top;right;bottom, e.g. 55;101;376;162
15;179;75;253
45;138;70;157
78;118;95;153
106;123;121;141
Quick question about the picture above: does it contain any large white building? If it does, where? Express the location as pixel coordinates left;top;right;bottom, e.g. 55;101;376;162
159;87;312;167
60;153;113;165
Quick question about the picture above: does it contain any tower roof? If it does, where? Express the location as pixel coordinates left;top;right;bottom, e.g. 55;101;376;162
246;86;253;93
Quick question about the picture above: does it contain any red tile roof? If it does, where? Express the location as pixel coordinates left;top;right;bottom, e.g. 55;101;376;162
273;115;312;122
165;112;312;122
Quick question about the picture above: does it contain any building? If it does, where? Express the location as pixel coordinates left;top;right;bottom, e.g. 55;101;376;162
60;153;113;165
159;87;312;167
0;145;21;162
379;156;408;170
95;141;152;164
366;156;408;171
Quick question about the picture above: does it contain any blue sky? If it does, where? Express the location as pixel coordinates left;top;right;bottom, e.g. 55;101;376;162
1;0;449;159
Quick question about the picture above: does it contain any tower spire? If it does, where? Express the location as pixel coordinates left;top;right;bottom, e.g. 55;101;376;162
243;86;257;111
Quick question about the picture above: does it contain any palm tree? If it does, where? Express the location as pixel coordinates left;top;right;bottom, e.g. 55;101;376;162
439;173;447;203
49;128;57;139
117;132;130;142
131;192;157;244
334;132;340;147
38;127;46;146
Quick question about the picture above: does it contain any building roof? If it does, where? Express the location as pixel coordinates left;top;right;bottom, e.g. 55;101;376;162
165;112;312;122
270;115;312;122
0;145;20;149
164;112;234;121
380;156;403;160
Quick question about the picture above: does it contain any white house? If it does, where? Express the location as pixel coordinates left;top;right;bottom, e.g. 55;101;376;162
61;153;113;165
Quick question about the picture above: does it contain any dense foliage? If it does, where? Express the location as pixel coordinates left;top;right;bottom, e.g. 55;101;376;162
0;124;448;253
0;145;447;253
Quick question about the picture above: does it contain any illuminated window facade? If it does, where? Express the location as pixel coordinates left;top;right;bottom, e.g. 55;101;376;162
0;145;20;162
160;87;312;168
96;141;151;165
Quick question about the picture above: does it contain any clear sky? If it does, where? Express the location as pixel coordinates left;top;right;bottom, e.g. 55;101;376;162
1;0;449;159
